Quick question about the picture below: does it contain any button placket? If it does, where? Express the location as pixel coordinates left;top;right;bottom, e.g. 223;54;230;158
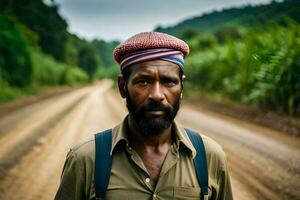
142;176;153;190
126;144;133;154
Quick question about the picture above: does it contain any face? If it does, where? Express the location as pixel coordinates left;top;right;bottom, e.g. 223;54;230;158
119;60;183;136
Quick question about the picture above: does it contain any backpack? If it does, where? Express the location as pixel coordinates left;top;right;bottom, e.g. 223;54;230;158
94;128;208;200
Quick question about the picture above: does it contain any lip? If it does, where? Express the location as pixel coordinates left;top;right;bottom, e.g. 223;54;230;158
145;110;164;117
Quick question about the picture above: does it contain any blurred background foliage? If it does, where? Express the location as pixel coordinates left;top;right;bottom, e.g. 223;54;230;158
178;18;300;115
0;0;119;101
0;0;299;115
155;0;300;116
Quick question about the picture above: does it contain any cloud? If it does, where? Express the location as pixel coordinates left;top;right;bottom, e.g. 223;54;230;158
54;0;272;41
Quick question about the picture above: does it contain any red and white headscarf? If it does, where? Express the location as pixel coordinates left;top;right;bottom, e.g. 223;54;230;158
119;48;184;71
113;32;189;71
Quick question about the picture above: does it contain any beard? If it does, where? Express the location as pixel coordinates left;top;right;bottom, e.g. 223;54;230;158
126;91;180;136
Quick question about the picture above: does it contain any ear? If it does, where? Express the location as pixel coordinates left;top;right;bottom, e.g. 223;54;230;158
180;74;185;98
118;75;127;98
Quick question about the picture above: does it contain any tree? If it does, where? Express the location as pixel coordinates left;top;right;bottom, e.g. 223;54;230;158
0;15;32;86
92;39;119;68
78;45;99;81
214;26;242;44
1;0;68;61
178;28;200;41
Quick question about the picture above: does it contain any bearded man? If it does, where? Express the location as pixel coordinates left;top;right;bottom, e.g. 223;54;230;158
55;32;233;200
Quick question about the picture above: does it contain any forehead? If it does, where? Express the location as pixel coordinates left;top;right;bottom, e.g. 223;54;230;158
129;60;181;77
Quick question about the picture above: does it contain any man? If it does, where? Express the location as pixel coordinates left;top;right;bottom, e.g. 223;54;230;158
55;32;233;200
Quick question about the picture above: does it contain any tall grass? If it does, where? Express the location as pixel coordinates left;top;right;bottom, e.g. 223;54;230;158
185;19;300;115
0;14;90;103
30;50;88;86
0;50;89;103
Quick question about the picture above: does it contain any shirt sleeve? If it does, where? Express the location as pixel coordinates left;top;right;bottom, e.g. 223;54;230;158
54;149;87;200
217;156;233;200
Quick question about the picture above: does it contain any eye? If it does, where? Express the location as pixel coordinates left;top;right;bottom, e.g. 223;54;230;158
137;79;151;86
162;78;177;87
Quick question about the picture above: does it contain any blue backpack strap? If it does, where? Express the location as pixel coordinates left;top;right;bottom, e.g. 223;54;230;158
185;128;209;200
94;129;113;200
94;128;208;199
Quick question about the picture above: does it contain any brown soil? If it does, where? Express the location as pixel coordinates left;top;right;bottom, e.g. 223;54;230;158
0;80;299;200
0;86;76;118
186;95;300;138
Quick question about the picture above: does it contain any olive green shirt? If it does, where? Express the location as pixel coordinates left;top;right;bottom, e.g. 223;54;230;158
55;117;233;200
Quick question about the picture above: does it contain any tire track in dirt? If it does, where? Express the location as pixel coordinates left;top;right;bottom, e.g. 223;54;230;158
177;106;300;200
0;80;122;199
0;94;87;180
0;87;93;156
0;87;74;118
0;86;94;180
0;90;77;138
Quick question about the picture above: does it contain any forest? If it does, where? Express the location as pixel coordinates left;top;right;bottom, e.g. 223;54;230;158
0;0;299;115
0;0;118;101
158;0;300;116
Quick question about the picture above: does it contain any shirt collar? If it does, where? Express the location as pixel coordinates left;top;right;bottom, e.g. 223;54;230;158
110;116;196;158
172;120;196;158
110;116;129;155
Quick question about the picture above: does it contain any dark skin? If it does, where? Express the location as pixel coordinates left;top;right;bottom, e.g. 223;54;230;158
118;60;184;183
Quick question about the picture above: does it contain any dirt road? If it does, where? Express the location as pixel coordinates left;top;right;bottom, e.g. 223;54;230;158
0;80;299;200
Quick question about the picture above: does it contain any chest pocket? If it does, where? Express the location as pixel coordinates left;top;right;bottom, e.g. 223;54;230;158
173;187;201;200
173;186;212;200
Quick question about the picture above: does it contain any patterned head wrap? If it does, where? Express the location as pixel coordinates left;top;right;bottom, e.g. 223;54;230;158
113;32;189;71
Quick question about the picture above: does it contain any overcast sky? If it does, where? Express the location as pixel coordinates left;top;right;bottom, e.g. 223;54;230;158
53;0;274;41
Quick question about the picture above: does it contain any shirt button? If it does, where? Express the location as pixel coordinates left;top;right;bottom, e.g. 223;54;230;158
145;178;150;183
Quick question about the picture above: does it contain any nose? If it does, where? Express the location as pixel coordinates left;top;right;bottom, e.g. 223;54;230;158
149;82;164;102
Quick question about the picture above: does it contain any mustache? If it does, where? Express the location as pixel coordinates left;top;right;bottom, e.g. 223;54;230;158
140;101;171;112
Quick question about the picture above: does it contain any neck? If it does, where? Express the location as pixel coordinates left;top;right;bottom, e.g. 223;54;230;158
127;115;174;149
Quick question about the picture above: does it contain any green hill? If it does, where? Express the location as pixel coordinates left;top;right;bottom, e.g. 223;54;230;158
155;1;300;116
155;0;300;37
0;0;118;102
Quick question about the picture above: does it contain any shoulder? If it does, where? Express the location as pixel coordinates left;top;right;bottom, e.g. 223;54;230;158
57;137;97;199
201;134;228;170
67;136;96;163
181;126;228;170
201;134;225;157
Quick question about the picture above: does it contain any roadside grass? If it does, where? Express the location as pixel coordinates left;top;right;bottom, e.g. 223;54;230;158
0;83;59;103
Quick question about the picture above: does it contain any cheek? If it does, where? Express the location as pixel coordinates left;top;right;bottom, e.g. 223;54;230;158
165;86;182;102
127;85;148;103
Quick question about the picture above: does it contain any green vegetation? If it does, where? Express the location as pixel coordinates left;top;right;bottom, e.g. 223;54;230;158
30;50;88;86
92;39;120;68
155;0;300;36
1;0;68;61
0;14;32;87
0;0;118;102
184;19;300;115
0;13;89;102
156;0;300;115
